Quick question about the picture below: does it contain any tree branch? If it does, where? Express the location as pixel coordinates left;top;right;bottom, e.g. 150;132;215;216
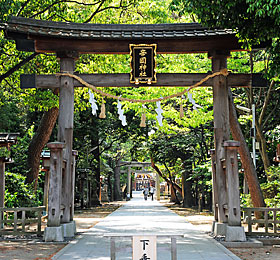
151;158;182;195
165;162;181;204
191;14;196;23
16;0;32;16
255;119;270;172
48;13;72;22
259;80;275;125
100;139;117;155
244;87;251;107
263;99;279;128
83;0;106;23
29;0;103;18
0;52;39;83
256;88;263;107
83;0;134;23
163;162;173;179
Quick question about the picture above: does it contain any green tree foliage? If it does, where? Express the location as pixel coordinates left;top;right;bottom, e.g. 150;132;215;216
149;125;213;206
5;172;43;207
0;0;235;206
170;0;280;44
170;0;280;177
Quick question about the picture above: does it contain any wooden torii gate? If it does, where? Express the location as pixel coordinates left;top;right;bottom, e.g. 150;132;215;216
1;16;267;241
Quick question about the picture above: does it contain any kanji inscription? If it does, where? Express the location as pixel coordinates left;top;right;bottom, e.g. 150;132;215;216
129;44;157;85
133;236;157;260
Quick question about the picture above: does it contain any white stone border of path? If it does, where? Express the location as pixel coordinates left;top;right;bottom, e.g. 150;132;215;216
52;232;241;260
52;224;241;260
51;203;122;260
208;236;242;260
51;233;84;260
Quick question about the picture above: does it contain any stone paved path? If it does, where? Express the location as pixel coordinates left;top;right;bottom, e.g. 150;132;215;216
52;191;240;260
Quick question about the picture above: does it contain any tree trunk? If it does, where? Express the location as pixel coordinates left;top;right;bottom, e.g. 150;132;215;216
113;158;122;201
182;161;194;208
151;158;182;195
170;185;177;202
90;140;102;206
169;173;180;204
107;172;113;202
253;79;274;176
26;106;59;188
95;145;101;203
228;90;265;208
255;120;270;174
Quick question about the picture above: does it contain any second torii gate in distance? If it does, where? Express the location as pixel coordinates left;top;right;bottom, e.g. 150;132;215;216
119;161;159;200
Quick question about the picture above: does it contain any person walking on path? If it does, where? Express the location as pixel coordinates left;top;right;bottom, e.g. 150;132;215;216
143;187;149;200
149;186;155;201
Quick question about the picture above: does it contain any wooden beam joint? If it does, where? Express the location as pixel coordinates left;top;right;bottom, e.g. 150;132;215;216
56;51;79;60
208;50;231;59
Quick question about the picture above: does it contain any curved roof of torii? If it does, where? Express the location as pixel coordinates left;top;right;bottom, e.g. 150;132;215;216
1;16;243;54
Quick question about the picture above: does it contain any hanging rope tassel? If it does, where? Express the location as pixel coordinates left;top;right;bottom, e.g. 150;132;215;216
99;101;106;119
140;112;146;127
180;97;184;118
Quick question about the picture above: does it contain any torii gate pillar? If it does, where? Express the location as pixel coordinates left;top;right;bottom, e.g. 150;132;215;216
209;50;230;232
209;51;246;241
57;51;78;226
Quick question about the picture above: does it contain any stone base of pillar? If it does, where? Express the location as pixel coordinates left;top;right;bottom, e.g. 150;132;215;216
225;226;246;242
44;226;64;242
213;222;227;236
61;221;76;238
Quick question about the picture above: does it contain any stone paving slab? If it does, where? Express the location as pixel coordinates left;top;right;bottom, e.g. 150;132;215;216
52;192;240;260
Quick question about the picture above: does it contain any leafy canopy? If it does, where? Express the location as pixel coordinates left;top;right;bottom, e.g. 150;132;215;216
170;0;280;44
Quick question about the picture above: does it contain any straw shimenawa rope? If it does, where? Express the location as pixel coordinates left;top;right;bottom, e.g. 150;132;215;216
57;69;229;104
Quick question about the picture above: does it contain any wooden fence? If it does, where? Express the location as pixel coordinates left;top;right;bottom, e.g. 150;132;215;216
243;207;280;236
0;206;46;236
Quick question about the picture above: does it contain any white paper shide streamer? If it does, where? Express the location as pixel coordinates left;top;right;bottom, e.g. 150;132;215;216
88;88;201;126
187;92;203;111
88;90;98;116
117;99;127;126
155;101;163;126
